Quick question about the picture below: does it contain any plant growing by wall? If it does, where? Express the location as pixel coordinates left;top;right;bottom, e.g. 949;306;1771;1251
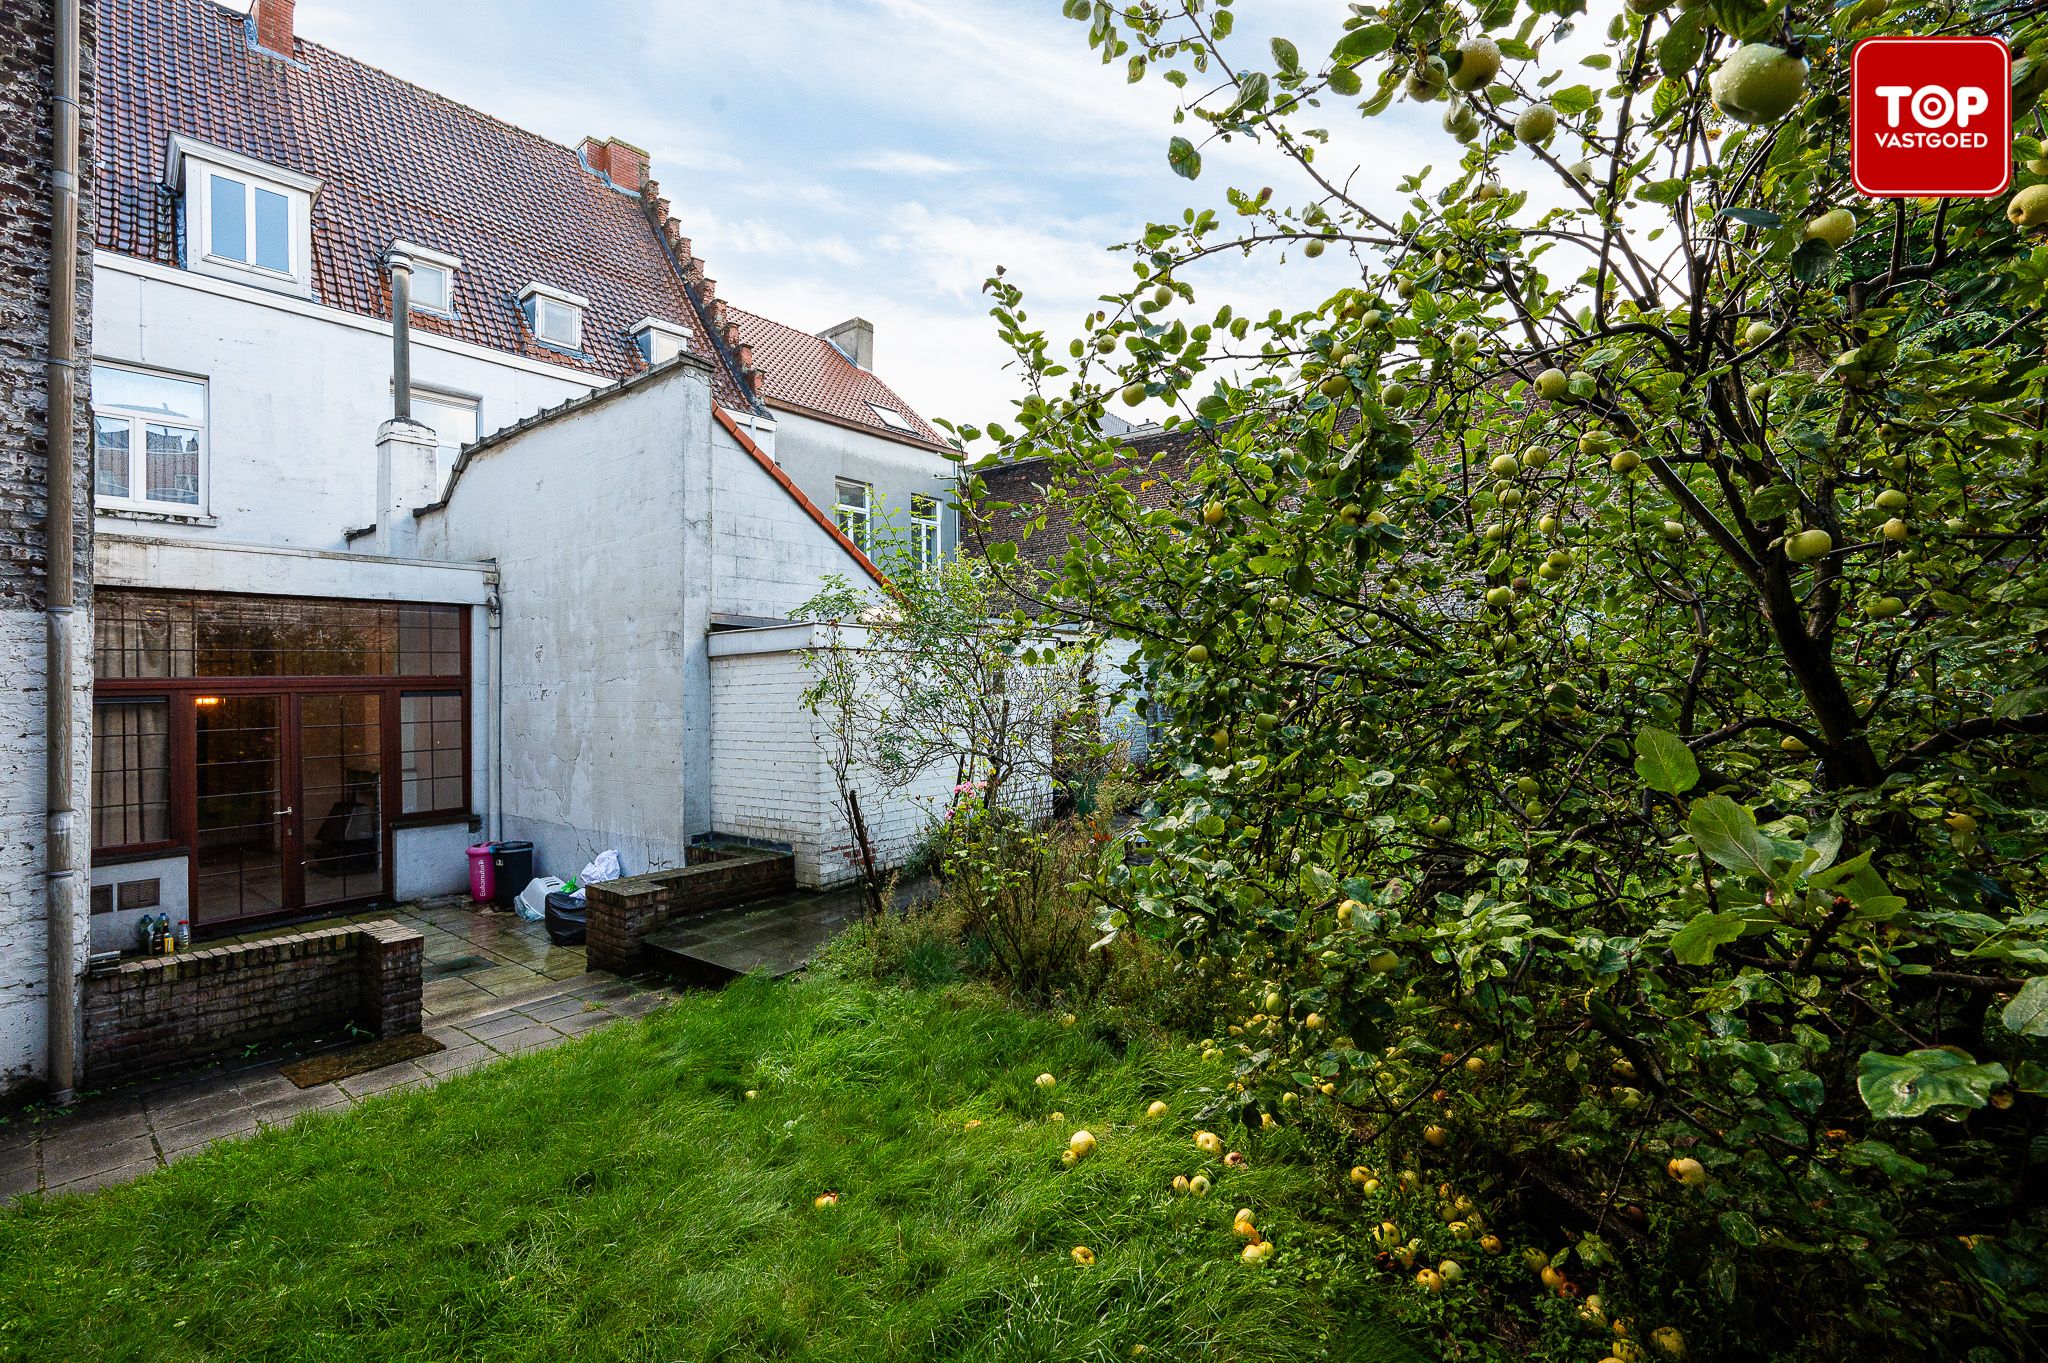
953;1;2048;1356
795;545;1094;910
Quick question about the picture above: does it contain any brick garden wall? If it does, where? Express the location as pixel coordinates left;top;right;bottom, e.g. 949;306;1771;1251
585;848;795;974
0;0;98;1101
82;920;423;1084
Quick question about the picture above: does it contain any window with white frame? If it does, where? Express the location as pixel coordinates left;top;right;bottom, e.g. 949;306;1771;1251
521;283;587;351
93;364;207;513
834;479;871;552
170;137;319;295
866;402;916;434
411;390;480;494
633;317;693;366
911;494;941;570
392;241;461;317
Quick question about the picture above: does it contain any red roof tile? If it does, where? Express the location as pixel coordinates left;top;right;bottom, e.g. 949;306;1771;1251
95;0;752;406
731;308;948;448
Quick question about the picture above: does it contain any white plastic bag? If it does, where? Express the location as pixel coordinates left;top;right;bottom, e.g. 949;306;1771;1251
578;849;623;886
515;876;565;920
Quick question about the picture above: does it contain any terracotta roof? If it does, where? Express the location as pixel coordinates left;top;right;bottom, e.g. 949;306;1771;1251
95;0;752;406
730;308;948;447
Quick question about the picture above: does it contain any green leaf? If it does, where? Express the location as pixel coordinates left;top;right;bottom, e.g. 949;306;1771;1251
1634;726;1699;795
1167;136;1202;181
986;540;1017;565
1718;206;1784;228
2002;977;2048;1037
1745;482;1800;521
1791;238;1836;285
1639;178;1687;206
1271;36;1300;74
1687;795;1779;879
1331;24;1394;64
1718;1210;1761;1247
1550;84;1597;116
1857;1049;2008;1119
1672;910;1746;965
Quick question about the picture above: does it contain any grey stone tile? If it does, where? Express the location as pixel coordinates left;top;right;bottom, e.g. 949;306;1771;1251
483;1024;564;1055
551;1010;615;1036
42;1132;157;1184
234;1073;306;1107
148;1083;243;1128
413;1042;493;1077
460;1010;539;1042
520;996;587;1023
608;992;669;1018
0;1154;41;1199
336;1063;427;1100
49;1159;157;1197
249;1087;347;1128
155;1106;259;1155
53;1109;152;1150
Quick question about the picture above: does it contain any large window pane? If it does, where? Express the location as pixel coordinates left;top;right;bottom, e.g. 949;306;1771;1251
94;416;130;499
92;699;170;850
94;366;206;424
253;187;290;273
412;392;479;492
401;692;465;814
95;592;464;680
144;424;202;505
302;693;383;906
209;174;247;262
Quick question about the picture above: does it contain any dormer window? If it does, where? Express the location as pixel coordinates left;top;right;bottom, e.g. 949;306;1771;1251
167;136;320;296
520;283;587;351
632;317;693;366
392;241;462;317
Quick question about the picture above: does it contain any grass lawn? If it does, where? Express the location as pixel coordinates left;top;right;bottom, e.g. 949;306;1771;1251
0;974;1423;1362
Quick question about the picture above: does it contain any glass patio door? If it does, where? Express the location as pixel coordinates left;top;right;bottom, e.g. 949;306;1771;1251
192;693;288;927
297;693;384;909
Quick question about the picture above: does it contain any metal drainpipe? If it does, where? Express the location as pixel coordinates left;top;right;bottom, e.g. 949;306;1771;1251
389;251;412;422
44;0;83;1106
486;583;503;844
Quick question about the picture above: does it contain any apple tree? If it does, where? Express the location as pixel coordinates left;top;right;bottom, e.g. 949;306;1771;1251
957;0;2048;1356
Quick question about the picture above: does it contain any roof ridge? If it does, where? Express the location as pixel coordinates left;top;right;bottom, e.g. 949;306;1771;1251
207;0;603;181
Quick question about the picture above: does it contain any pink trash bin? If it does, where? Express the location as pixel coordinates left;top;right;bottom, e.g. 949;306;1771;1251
467;843;497;904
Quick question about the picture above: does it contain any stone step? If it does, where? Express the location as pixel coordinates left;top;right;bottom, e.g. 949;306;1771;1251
641;887;867;982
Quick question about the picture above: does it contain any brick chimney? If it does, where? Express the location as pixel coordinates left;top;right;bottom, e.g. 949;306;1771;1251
579;136;649;193
253;0;295;54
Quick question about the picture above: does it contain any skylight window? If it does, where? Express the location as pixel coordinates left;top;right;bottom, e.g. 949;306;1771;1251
866;402;915;433
392;241;462;318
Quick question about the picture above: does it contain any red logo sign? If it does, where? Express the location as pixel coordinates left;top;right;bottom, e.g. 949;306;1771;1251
1851;36;2011;198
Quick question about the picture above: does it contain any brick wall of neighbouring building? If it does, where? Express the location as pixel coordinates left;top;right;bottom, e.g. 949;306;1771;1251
1;0;97;1101
586;848;795;974
82;920;424;1084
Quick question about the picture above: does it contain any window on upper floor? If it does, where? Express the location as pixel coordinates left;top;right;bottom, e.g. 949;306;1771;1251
866;402;916;434
633;317;693;366
521;283;587;352
92;363;207;515
392;241;462;318
911;494;942;572
169;137;320;296
835;479;871;552
411;389;480;495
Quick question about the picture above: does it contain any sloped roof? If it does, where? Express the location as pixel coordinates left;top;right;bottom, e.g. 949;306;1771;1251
95;0;751;405
731;308;948;447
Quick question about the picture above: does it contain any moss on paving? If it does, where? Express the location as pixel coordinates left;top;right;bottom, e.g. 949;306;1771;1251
0;974;1423;1362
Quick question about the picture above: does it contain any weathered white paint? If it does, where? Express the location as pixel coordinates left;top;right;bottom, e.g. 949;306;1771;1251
89;855;191;955
394;823;474;901
96;533;495;604
767;407;959;559
0;612;91;1096
91;253;600;552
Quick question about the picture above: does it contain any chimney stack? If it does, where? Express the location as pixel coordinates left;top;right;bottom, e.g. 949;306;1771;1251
253;0;295;55
820;317;874;371
579;136;650;193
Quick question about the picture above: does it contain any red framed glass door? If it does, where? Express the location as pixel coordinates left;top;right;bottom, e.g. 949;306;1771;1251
297;692;384;910
192;693;288;927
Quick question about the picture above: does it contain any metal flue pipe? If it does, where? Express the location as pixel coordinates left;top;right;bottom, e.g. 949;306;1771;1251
389;251;412;422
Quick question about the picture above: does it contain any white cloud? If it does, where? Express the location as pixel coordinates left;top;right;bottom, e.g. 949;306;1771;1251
840;150;975;176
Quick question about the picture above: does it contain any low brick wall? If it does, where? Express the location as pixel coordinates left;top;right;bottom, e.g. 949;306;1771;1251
83;920;424;1084
586;847;795;973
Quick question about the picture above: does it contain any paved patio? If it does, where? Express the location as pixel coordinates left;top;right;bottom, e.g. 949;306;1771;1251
213;896;591;1023
0;970;675;1202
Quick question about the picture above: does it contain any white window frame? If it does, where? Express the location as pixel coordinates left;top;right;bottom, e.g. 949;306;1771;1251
167;136;320;297
521;282;589;352
911;494;942;571
92;362;209;516
393;241;463;318
409;387;481;495
834;479;872;552
632;316;693;366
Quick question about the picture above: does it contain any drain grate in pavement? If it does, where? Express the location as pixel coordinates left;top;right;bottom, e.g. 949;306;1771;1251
425;954;493;978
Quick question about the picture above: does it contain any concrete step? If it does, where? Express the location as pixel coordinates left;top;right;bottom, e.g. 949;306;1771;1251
641;887;868;983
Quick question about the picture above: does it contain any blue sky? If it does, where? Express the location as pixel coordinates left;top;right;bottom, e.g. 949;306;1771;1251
283;1;1530;430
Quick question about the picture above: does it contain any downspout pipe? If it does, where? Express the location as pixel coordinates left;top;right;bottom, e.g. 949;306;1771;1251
388;250;413;422
45;0;82;1105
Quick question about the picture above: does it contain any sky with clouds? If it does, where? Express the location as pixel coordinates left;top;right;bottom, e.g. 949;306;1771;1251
283;0;1603;431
